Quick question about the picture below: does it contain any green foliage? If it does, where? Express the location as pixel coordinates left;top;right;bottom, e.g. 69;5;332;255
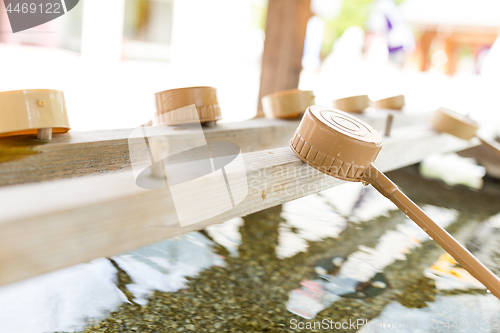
321;0;406;58
321;0;374;57
251;0;268;32
250;0;407;58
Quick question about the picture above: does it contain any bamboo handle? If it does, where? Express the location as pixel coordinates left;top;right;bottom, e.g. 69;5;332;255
478;136;500;158
364;163;500;299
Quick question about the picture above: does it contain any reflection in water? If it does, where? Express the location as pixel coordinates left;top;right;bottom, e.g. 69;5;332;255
112;232;225;305
287;206;458;319
3;168;500;332
359;294;500;333
341;206;457;282
424;253;485;291
419;153;486;190
0;259;126;333
426;212;500;291
205;217;244;257
0;231;225;332
467;212;500;276
278;194;347;259
277;184;399;259
319;182;365;217
321;182;399;222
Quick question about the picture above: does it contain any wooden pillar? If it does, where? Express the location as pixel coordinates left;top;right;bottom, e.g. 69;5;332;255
256;0;312;117
444;36;458;76
417;30;436;72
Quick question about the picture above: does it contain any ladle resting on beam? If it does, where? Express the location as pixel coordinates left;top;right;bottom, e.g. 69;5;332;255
433;107;500;157
290;105;500;299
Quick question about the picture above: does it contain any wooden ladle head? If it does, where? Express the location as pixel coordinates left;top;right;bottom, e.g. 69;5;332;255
290;105;383;182
371;94;405;110
0;89;70;140
154;86;222;126
262;89;315;119
332;95;370;113
432;107;479;140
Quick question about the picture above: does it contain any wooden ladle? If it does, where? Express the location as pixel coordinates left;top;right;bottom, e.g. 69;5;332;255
433;107;500;157
290;105;500;299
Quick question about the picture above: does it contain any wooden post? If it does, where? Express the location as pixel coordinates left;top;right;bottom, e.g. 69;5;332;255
256;0;312;117
444;36;458;76
417;30;436;72
37;128;53;141
384;113;394;137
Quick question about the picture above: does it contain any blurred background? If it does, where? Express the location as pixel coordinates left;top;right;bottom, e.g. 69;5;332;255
1;0;500;130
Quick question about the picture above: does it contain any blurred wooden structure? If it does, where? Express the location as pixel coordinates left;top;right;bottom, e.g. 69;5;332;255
416;26;499;75
402;0;500;75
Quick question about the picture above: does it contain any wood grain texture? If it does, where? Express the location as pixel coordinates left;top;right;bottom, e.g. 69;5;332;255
0;111;430;187
257;0;312;116
0;125;475;286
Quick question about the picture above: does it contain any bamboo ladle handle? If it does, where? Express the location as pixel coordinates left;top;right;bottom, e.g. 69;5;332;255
364;163;500;299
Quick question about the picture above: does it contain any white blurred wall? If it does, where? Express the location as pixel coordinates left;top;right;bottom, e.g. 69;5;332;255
170;0;262;120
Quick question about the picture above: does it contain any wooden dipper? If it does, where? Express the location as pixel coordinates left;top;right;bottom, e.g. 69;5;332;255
332;95;369;113
154;86;222;126
0;89;70;140
433;107;500;157
291;105;500;299
371;94;405;110
262;89;315;119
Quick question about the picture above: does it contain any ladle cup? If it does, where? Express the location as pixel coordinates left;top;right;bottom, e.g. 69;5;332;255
433;107;500;157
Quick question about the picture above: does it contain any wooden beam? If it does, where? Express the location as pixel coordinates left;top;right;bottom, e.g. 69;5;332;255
0;125;475;286
256;0;312;116
0;110;430;187
0;118;298;187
